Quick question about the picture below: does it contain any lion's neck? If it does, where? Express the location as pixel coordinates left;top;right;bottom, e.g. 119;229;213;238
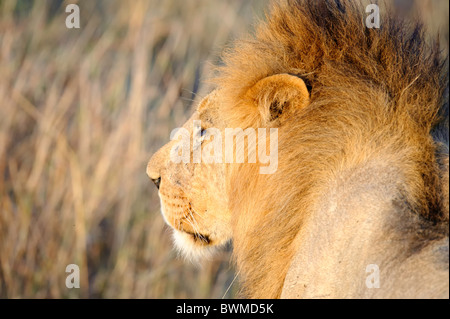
230;107;448;298
280;160;448;298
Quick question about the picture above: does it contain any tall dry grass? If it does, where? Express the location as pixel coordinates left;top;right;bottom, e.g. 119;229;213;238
0;0;267;298
0;0;448;298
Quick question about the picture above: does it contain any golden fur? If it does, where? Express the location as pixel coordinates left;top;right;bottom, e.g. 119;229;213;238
147;0;449;298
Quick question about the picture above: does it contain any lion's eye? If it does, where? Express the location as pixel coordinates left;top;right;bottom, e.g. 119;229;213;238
200;128;207;141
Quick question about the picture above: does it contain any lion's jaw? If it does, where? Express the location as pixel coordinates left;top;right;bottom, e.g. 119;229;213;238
157;173;231;262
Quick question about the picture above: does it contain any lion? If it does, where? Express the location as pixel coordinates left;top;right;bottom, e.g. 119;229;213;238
147;0;449;298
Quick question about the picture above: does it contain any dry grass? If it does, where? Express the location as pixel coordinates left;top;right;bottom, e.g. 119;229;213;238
0;0;267;298
0;0;447;298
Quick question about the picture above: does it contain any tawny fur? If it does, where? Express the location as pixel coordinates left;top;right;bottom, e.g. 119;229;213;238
215;0;449;298
147;0;449;299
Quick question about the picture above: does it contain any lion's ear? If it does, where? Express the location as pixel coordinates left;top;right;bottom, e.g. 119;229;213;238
245;74;310;124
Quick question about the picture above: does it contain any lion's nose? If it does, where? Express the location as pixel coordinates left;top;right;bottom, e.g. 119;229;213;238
152;177;161;189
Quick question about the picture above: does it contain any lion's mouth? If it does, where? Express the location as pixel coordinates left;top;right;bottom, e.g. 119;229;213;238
158;195;212;246
184;231;211;245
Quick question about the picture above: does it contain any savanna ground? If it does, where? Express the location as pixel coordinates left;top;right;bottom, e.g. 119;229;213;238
0;0;448;298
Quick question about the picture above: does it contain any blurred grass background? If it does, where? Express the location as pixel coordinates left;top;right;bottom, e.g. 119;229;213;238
0;0;448;298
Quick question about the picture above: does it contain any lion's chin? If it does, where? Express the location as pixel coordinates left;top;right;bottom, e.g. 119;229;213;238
172;230;217;264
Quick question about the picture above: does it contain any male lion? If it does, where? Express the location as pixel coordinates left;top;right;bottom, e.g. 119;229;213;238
147;0;449;298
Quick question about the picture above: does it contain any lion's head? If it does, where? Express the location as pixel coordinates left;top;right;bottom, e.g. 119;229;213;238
146;74;310;261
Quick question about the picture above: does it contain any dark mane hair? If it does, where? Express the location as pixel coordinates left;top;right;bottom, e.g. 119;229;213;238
217;0;447;128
